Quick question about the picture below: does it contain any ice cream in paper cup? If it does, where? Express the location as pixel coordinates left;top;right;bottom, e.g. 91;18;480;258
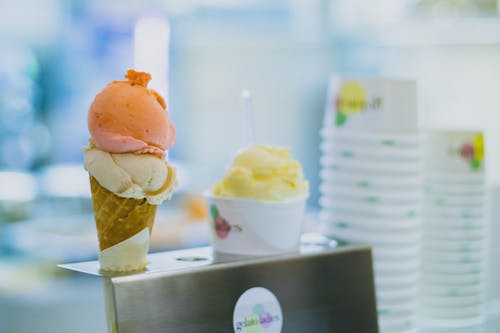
206;144;309;257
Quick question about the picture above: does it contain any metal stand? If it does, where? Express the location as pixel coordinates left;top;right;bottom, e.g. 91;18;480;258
60;244;378;333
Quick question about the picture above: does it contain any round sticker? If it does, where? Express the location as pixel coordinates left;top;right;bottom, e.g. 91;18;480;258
233;287;283;333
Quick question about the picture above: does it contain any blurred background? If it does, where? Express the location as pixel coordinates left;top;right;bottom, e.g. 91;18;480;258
1;0;500;332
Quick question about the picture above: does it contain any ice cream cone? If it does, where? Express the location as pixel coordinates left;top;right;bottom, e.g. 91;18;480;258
84;69;177;272
89;176;157;251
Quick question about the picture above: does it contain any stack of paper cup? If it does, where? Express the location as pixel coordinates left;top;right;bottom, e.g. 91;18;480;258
420;130;487;327
319;75;422;333
488;186;500;303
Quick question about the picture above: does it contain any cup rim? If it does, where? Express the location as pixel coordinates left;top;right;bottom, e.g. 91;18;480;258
320;128;423;139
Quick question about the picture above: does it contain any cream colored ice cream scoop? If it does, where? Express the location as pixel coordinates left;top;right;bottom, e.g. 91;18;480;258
213;144;308;201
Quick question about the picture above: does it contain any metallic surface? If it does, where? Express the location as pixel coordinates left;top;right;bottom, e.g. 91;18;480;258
61;244;378;332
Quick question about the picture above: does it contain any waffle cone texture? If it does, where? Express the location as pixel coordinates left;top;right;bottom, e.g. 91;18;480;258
89;176;157;251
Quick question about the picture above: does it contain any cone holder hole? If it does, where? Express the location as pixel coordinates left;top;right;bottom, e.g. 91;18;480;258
176;256;209;262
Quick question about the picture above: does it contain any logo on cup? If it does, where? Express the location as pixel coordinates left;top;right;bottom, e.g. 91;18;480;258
233;287;283;333
210;204;242;239
455;133;484;171
335;81;382;127
234;304;281;332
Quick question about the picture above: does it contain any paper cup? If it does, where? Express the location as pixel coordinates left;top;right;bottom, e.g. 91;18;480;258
320;140;422;161
321;155;422;175
423;228;485;241
327;226;420;246
488;186;500;301
320;197;419;218
320;168;422;190
378;316;416;332
423;217;484;230
421;250;485;263
421;272;483;286
374;258;420;274
424;182;486;196
320;168;423;192
378;301;417;318
420;305;482;319
424;183;485;196
350;228;421;244
421;315;486;328
320;128;421;145
372;244;421;260
421;284;484;297
425;172;485;185
320;211;420;231
205;193;307;256
421;293;484;308
423;205;483;218
422;261;483;274
424;193;485;207
423;239;484;252
320;183;421;205
321;77;418;131
377;287;418;303
375;272;419;290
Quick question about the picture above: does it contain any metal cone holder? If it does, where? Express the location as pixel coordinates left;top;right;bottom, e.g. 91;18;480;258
60;239;379;333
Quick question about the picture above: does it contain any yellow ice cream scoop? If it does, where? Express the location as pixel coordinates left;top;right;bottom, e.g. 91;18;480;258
213;144;309;201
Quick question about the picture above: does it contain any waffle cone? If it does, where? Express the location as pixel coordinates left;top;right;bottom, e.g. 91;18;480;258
89;176;157;251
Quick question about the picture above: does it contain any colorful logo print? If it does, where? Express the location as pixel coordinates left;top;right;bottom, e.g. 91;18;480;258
210;204;242;239
233;287;283;333
234;304;281;333
335;81;367;126
459;133;484;171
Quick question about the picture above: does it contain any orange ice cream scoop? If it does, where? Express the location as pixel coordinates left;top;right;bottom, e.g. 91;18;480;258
88;69;175;159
